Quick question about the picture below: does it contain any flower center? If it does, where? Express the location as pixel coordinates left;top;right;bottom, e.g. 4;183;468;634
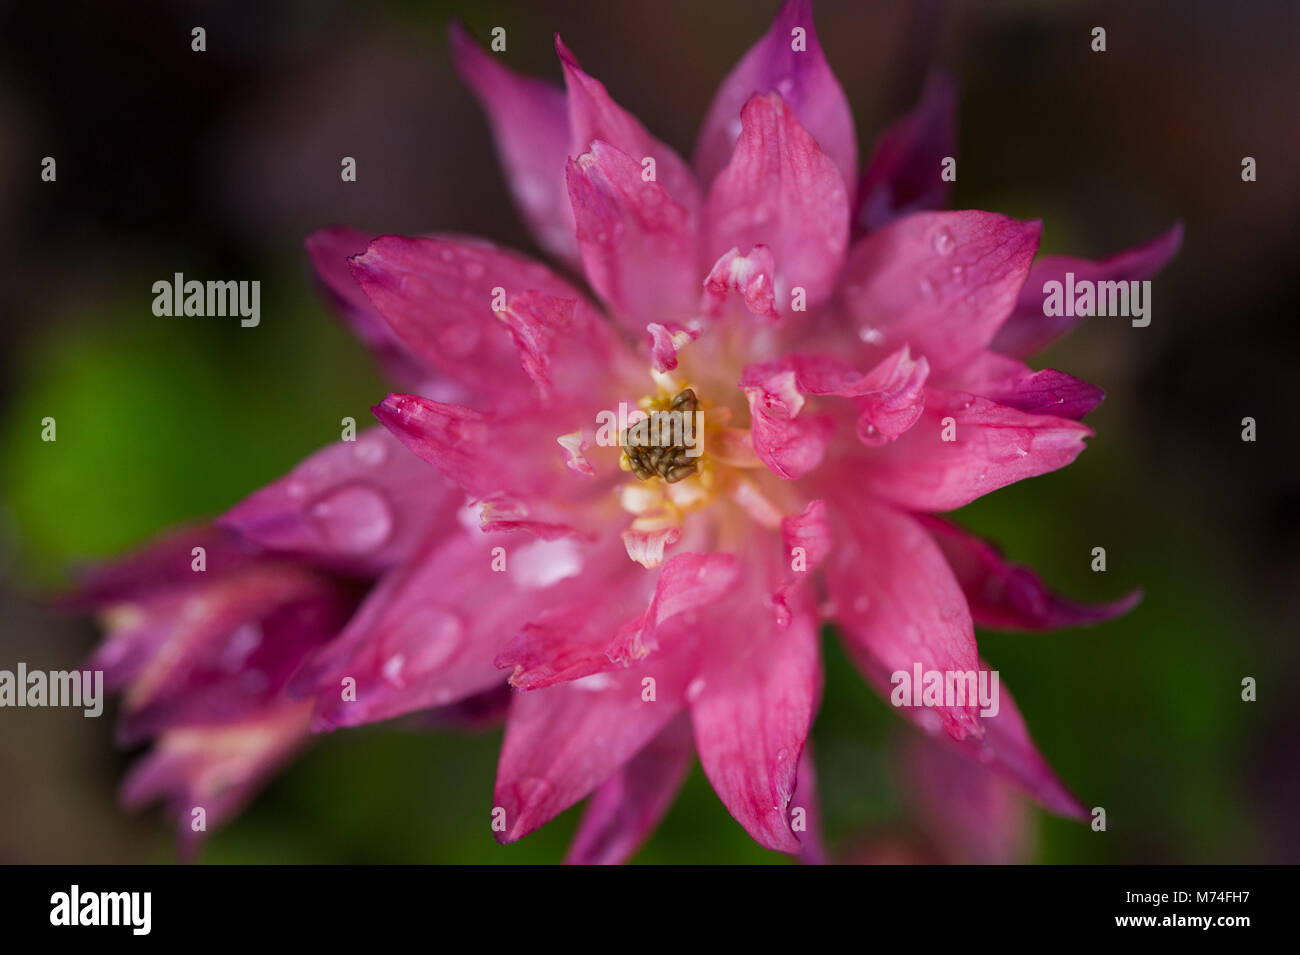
620;388;701;484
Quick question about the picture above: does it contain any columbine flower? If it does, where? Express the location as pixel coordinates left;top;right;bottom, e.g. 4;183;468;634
80;0;1179;862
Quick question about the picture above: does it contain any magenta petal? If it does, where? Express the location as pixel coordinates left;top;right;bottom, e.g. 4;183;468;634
69;524;254;609
919;515;1141;631
305;227;429;388
854;72;957;234
449;23;579;268
741;368;837;479
781;499;831;572
703;245;780;321
694;0;857;195
993;222;1184;357
690;587;822;854
556;35;701;213
856;388;1092;512
827;497;983;741
902;732;1032;863
566;140;700;330
218;428;454;575
497;551;739;690
948;351;1104;420
791;744;829;865
840;211;1041;376
704;92;849;313
565;714;694;865
349;235;593;408
299;531;540;730
120;703;312;859
493;656;690;843
852;346;930;445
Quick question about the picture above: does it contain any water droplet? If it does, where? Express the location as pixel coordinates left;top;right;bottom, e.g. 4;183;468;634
686;677;707;702
220;622;262;672
857;325;885;345
918;277;935;300
383;608;464;678
932;227;956;256
353;437;386;466
512;538;583;588
309;484;394;553
463;260;485;280
382;653;406;687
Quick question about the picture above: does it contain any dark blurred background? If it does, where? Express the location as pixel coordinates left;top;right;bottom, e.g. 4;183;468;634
0;0;1296;863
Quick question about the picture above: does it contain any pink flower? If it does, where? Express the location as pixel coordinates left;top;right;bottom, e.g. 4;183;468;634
81;0;1179;861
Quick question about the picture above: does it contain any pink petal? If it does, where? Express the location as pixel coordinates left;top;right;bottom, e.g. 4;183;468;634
703;245;780;321
373;393;609;542
120;702;312;860
69;524;255;609
564;714;695;865
493;653;691;843
950;674;1088;819
741;367;837;479
791;743;829;865
839;211;1041;376
645;322;699;372
694;0;857;194
918;515;1141;631
497;551;739;690
854;388;1091;512
689;565;822;854
704;92;849;313
854;72;956;234
449;23;579;268
946;351;1104;420
492;286;634;405
902;732;1033;864
739;348;929;471
827;498;983;740
218;428;455;575
993;222;1184;357
113;573;353;745
781;499;831;572
556;36;701;213
851;345;930;445
305;226;429;388
299;530;567;730
348;235;593;409
566;140;700;329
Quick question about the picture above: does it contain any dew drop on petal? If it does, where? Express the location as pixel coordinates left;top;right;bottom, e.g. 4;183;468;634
932;226;956;256
220;622;262;672
686;677;707;702
382;653;406;687
309;484;394;553
353;436;387;466
383;608;464;679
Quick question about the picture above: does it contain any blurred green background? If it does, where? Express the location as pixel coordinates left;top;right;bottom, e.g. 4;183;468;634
0;0;1295;863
